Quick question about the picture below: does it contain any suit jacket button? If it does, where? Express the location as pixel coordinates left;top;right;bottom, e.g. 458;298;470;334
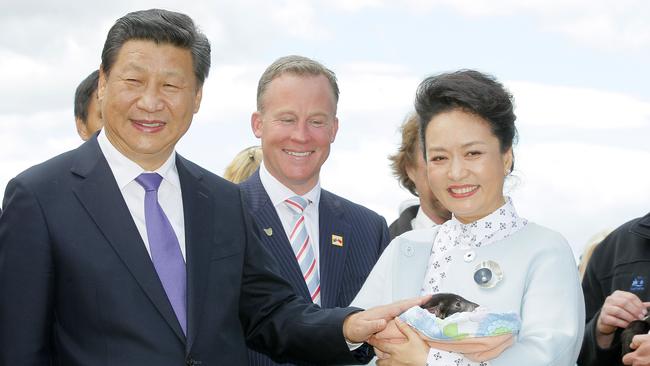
186;357;202;366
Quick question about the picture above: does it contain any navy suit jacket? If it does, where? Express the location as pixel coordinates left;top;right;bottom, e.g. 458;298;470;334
240;170;390;366
0;137;363;366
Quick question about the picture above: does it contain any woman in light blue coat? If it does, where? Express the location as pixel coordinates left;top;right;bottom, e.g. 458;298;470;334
353;70;584;366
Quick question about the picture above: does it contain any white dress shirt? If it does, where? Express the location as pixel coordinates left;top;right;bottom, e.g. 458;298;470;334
259;162;321;270
98;131;186;261
411;206;436;230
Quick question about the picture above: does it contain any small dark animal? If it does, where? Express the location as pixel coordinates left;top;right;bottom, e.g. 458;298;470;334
621;316;650;356
420;293;479;319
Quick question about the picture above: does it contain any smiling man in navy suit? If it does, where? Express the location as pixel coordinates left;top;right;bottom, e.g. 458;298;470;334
0;10;422;366
241;55;391;366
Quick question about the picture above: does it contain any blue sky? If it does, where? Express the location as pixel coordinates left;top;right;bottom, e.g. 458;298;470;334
1;0;649;257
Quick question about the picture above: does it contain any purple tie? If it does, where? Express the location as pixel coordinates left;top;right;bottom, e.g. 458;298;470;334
135;173;187;335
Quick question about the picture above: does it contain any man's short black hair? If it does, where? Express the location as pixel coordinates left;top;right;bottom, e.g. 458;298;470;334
101;9;211;87
74;70;99;124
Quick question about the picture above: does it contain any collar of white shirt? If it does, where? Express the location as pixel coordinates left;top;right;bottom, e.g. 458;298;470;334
411;205;436;230
258;161;322;266
259;161;321;209
97;130;180;189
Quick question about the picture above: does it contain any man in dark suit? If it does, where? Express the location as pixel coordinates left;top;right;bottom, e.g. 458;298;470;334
387;113;450;239
241;55;391;366
0;10;422;366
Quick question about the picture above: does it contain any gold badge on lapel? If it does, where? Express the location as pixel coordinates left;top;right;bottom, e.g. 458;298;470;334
263;227;273;237
331;234;343;247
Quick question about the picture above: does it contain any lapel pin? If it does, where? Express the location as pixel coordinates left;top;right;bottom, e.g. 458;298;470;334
331;234;343;247
263;227;273;237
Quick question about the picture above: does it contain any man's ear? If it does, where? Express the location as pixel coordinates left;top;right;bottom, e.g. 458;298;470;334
193;86;203;114
97;66;107;101
251;112;263;138
75;118;90;141
329;116;339;143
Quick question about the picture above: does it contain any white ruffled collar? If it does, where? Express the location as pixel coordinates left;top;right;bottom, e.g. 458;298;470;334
442;197;527;250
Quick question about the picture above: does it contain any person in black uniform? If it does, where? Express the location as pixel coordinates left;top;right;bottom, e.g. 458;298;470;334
579;212;650;366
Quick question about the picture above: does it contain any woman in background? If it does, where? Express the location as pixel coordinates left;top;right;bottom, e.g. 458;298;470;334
223;145;263;183
353;70;584;365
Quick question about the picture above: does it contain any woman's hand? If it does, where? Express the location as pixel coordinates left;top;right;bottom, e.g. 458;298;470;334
369;318;429;366
623;334;650;365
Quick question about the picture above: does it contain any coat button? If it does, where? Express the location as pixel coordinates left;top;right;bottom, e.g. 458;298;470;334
186;358;202;366
402;244;414;257
464;250;475;263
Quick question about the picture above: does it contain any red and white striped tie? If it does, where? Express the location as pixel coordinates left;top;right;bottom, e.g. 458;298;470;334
285;196;320;305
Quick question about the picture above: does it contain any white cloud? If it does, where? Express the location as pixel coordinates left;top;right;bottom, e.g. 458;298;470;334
200;64;260;113
508;81;650;129
516;142;650;208
321;0;650;50
337;63;419;113
269;0;331;40
548;12;650;50
0;50;50;84
0;109;80;194
329;0;384;12
512;142;650;256
323;138;413;220
0;39;102;114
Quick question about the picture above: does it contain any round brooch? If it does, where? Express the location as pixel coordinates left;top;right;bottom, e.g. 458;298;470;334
473;260;503;288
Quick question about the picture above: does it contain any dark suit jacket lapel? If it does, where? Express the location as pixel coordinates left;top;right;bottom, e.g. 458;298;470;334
177;155;212;352
70;138;186;343
242;172;311;300
318;190;351;308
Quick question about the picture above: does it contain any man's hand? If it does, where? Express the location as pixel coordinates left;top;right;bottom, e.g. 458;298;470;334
342;296;429;343
596;290;650;348
623;334;650;365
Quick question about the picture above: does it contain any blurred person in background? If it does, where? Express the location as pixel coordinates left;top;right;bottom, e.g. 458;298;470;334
74;70;103;140
223;145;262;183
578;229;612;280
579;213;650;366
387;113;450;239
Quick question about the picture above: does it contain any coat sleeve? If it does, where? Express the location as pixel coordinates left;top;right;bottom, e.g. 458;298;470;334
577;236;623;366
0;178;54;365
236;192;365;365
491;233;585;366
